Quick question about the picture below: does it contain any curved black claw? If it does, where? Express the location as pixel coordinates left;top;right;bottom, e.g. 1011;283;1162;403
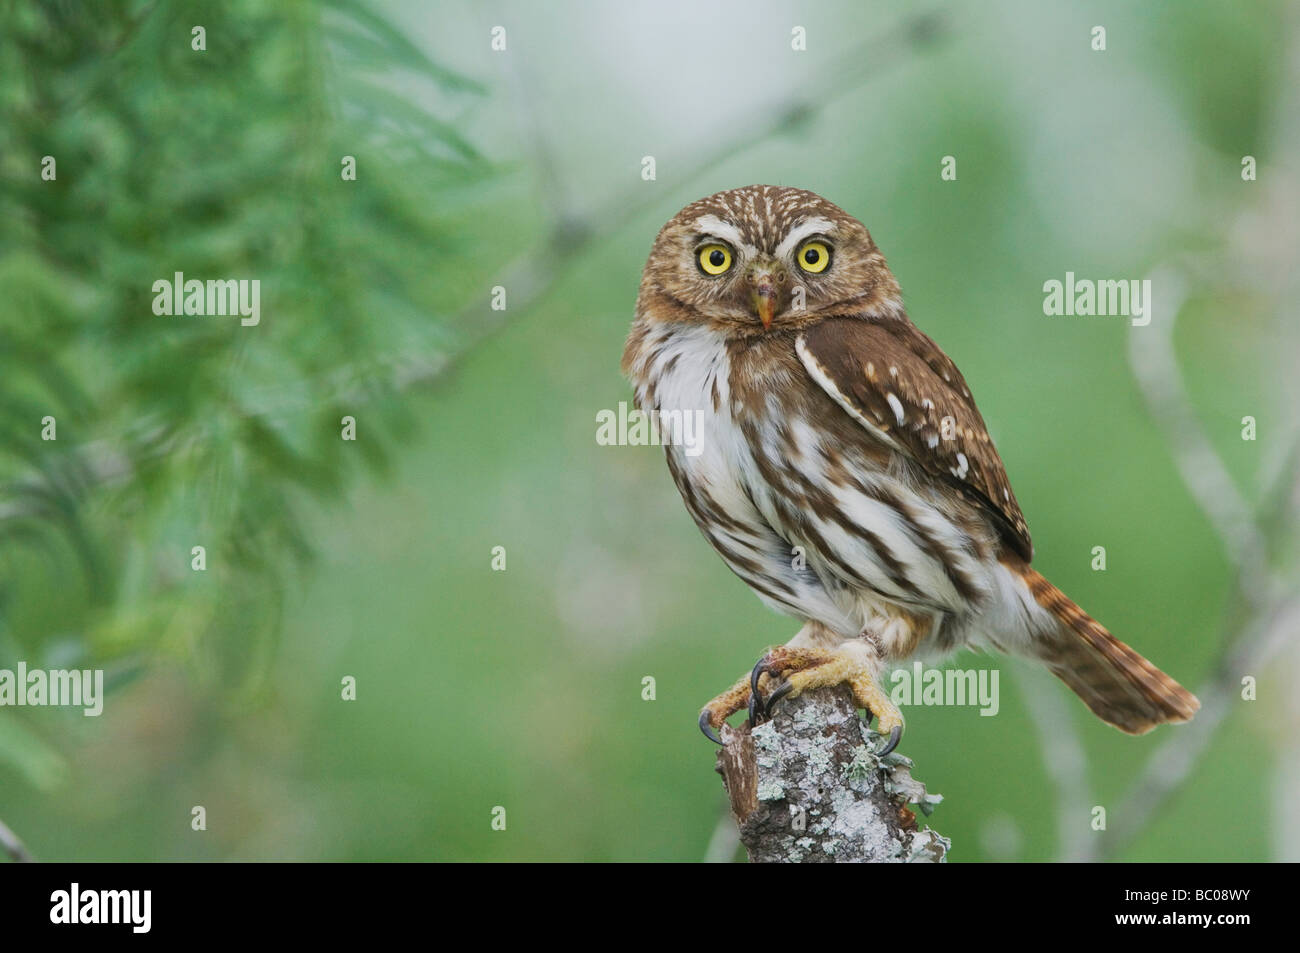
765;679;794;711
877;724;903;757
699;710;724;745
749;656;771;722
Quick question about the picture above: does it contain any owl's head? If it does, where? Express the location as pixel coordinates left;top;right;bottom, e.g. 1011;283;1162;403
637;185;902;336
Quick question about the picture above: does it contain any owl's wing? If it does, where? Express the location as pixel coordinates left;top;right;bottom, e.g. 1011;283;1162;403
795;316;1032;560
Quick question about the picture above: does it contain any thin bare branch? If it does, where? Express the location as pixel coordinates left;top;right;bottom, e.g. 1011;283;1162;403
1014;662;1094;862
0;817;34;863
3;9;955;529
1069;261;1300;861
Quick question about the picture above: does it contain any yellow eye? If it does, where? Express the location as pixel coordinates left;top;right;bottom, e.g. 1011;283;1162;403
697;244;732;275
797;240;831;274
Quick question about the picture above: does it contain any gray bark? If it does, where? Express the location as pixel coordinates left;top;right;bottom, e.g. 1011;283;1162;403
715;684;949;862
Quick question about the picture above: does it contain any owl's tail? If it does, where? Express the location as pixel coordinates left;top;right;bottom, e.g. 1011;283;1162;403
1016;566;1200;734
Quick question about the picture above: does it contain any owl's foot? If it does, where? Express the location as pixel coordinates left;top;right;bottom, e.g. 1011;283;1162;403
749;641;904;755
698;657;786;744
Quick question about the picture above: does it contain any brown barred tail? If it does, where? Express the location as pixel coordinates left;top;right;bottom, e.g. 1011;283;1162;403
1019;567;1200;734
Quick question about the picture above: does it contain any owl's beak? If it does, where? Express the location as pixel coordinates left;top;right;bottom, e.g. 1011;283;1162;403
749;269;782;330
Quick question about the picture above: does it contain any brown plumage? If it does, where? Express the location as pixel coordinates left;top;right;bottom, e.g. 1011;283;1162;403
623;184;1198;741
1017;565;1200;732
796;317;1031;559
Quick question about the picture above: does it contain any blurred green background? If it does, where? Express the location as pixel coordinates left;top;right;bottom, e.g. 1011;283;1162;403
1;0;1296;861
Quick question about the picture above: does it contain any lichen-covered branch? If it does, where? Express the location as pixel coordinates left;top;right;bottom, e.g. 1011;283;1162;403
715;685;948;863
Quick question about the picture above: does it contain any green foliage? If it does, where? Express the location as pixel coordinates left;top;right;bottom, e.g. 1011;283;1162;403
0;0;489;724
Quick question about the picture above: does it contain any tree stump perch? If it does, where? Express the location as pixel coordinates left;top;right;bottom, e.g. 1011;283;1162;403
715;684;949;862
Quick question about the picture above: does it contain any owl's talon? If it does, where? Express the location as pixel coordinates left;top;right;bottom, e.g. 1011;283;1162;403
699;670;758;742
701;641;903;744
699;710;724;745
748;648;821;723
878;724;903;757
765;678;794;711
749;656;772;720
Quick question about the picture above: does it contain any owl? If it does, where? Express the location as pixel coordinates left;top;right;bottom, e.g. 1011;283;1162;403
622;185;1198;753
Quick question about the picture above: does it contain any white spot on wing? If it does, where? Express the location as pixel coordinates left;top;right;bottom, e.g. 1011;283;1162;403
886;393;905;426
796;336;903;453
